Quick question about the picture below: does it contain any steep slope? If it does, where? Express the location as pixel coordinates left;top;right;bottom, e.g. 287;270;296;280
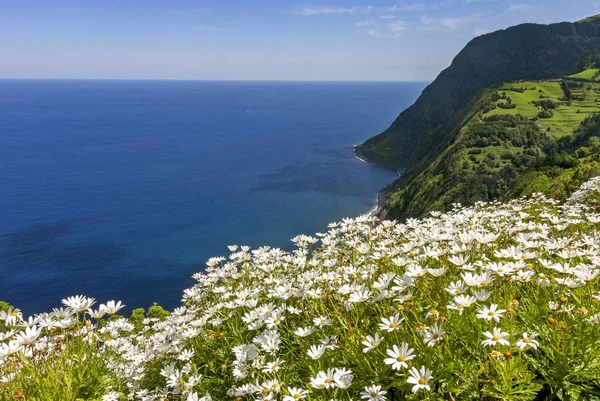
384;99;600;220
356;17;600;173
382;71;600;220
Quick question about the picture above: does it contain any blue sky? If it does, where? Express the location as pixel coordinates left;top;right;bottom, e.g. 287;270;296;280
0;0;597;81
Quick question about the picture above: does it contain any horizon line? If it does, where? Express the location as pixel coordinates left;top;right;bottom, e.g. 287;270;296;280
0;77;431;83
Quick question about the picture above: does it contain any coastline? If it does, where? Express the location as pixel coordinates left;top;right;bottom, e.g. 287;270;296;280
368;183;393;217
353;144;401;218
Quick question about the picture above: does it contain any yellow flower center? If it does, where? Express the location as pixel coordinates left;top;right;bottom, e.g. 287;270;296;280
455;289;461;294
370;392;377;398
325;378;332;384
457;305;463;309
294;395;301;400
418;378;427;385
523;338;531;343
389;323;396;328
396;355;405;362
481;281;487;286
488;311;495;316
492;336;499;341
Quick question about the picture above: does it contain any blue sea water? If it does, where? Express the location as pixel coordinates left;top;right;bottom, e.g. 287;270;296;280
0;80;425;314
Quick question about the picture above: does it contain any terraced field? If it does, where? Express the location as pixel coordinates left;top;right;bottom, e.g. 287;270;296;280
568;67;600;80
485;80;600;137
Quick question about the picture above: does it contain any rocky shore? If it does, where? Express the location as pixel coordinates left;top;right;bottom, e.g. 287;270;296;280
354;144;400;219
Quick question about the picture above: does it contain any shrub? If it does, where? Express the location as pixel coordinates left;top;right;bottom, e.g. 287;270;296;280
497;102;517;109
532;99;558;109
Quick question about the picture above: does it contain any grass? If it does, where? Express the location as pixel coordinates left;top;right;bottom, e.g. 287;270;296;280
0;336;119;401
485;80;600;138
567;68;600;80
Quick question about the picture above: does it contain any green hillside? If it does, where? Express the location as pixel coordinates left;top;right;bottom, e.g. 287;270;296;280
357;17;600;172
381;73;600;220
357;16;600;221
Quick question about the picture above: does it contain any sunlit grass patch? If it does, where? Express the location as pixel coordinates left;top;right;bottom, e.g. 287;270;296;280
568;68;600;80
485;80;600;138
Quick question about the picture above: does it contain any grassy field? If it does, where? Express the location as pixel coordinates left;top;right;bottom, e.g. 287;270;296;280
485;80;600;137
567;68;600;80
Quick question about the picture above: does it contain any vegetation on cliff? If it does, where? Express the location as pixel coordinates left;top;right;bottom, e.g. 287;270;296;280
3;178;600;400
357;17;600;170
382;76;600;220
357;16;600;221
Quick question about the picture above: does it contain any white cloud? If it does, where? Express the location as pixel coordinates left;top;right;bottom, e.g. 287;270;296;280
506;3;532;12
358;19;406;38
364;29;384;37
356;19;376;27
420;13;482;29
387;20;407;32
295;5;372;16
420;14;437;25
387;0;455;12
380;15;398;19
388;2;427;12
441;16;468;28
360;28;403;38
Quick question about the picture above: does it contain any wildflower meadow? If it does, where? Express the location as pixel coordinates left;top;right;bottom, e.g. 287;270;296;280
3;178;600;400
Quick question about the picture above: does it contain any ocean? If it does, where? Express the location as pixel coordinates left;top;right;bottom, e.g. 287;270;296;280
0;80;426;314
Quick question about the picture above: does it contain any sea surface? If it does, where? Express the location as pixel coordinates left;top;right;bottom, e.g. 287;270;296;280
0;80;426;314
